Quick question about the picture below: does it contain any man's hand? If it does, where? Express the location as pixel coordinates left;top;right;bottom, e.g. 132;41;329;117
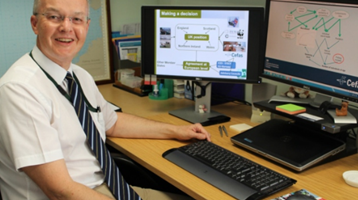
174;123;211;142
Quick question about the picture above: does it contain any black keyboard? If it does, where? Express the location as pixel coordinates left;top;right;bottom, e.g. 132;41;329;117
163;141;296;200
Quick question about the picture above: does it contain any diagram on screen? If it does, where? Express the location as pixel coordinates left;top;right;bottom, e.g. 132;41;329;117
157;22;247;79
281;5;348;70
155;10;250;80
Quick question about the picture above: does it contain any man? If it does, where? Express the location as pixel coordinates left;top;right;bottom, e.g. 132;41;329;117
0;0;210;199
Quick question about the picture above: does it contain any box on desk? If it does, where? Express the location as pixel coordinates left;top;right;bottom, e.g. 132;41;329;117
112;59;151;96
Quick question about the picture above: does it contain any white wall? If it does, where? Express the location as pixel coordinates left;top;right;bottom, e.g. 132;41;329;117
109;0;158;31
109;0;265;33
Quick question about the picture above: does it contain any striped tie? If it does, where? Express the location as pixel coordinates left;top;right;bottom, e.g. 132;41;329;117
66;72;141;200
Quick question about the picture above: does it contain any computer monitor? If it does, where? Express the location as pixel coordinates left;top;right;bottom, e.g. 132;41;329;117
141;6;265;125
263;0;358;108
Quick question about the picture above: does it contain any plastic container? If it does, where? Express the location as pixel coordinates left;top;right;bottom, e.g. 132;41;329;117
121;76;143;88
116;69;134;82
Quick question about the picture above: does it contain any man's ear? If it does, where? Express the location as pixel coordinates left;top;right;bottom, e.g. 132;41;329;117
85;19;91;32
30;15;39;35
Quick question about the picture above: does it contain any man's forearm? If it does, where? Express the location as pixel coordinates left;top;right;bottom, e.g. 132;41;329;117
107;112;177;139
22;160;114;200
46;182;114;200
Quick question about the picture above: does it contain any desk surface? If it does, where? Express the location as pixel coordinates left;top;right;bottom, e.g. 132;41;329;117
99;84;358;200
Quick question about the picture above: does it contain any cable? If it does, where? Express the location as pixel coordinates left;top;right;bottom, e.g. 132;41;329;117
193;81;211;98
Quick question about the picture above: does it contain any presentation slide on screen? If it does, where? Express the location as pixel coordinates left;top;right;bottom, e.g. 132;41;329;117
265;0;358;79
155;9;249;80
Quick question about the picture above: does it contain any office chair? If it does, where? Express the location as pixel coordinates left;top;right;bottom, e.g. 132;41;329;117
106;105;187;195
107;144;186;195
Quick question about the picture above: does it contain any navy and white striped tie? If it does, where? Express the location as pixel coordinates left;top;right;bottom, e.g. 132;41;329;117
66;72;141;200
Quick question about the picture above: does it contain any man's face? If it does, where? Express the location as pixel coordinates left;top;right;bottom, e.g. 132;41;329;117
31;0;90;68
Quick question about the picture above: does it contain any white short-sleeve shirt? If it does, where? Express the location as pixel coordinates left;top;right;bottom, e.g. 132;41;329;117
0;46;118;200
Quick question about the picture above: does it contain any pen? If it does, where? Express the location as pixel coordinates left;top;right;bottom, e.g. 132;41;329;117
222;125;228;137
218;126;223;137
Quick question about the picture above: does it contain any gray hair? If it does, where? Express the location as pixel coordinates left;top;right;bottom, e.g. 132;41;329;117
33;0;90;17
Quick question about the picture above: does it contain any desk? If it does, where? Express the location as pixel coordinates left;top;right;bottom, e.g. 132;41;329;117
99;84;358;200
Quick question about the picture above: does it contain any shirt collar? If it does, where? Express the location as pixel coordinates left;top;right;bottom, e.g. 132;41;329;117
31;46;74;84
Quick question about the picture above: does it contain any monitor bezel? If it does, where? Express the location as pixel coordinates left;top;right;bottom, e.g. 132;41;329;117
262;0;358;103
141;5;265;84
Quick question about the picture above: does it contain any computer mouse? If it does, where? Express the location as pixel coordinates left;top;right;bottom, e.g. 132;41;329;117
319;101;339;114
286;193;316;200
319;101;331;113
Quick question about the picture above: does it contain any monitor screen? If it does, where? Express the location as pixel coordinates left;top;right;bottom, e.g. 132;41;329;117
263;0;358;103
141;6;264;84
141;6;265;126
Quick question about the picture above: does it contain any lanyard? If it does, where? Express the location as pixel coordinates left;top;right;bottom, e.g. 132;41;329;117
29;51;99;112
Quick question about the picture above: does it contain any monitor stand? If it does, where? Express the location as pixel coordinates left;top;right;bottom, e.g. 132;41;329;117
169;81;230;126
269;93;332;108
